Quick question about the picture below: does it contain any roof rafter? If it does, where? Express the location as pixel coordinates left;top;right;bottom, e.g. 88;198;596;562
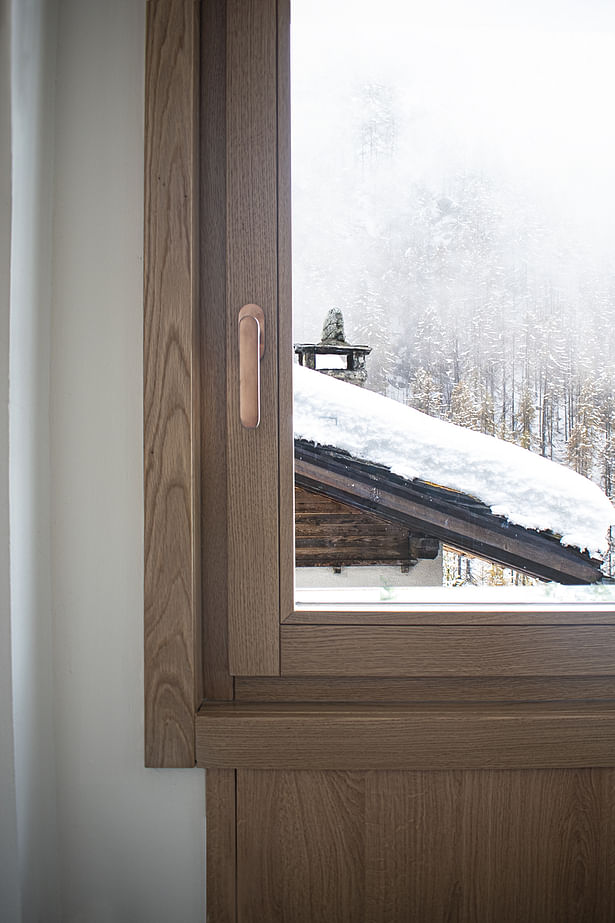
295;440;603;585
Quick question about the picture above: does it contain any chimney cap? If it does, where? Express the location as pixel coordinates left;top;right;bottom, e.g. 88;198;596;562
293;309;371;354
293;309;372;386
320;308;348;345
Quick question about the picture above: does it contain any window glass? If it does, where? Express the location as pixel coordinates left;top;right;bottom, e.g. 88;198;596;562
292;0;615;603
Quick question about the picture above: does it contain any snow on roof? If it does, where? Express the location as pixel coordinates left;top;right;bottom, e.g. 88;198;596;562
293;365;615;557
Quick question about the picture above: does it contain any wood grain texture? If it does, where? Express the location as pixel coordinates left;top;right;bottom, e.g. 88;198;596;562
226;0;280;674
235;674;615;703
295;487;438;568
144;0;200;767
365;769;615;923
235;768;615;922
237;770;365;923
200;0;234;700
286;605;615;625
277;0;294;624
364;771;462;923
206;769;236;923
295;449;601;585
281;625;615;676
196;702;615;770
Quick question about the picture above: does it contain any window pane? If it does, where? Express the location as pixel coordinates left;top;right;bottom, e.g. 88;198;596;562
291;0;615;603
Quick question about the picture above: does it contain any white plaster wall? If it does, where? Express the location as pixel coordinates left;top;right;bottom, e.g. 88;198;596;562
9;0;60;917
0;1;21;918
6;0;206;919
49;1;205;919
296;552;444;590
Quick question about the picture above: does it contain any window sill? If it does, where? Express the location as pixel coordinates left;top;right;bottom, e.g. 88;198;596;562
196;701;615;770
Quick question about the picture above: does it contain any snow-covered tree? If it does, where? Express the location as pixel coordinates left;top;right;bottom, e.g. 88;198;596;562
516;383;536;450
449;371;494;435
566;380;601;478
353;82;396;167
450;379;478;430
410;368;442;417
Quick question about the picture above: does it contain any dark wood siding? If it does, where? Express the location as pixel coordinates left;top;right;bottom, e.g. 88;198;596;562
295;486;438;569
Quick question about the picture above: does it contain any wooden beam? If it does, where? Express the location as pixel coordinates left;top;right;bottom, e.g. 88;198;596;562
196;702;615;770
295;445;602;584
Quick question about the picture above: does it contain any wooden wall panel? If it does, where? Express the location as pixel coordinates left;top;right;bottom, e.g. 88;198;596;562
236;769;615;923
206;770;236;923
226;0;280;675
365;769;615;923
144;0;200;767
365;771;463;923
237;771;365;923
295;487;437;568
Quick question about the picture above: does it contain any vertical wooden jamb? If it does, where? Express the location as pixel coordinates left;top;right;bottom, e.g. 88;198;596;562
277;0;295;622
144;0;200;766
192;0;204;737
206;769;237;923
226;0;280;675
200;0;235;700
201;6;237;917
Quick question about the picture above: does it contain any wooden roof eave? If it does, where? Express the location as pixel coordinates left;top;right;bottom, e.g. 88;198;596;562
294;440;603;585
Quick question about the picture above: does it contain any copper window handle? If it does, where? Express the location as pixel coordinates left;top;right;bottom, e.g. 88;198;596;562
238;304;265;428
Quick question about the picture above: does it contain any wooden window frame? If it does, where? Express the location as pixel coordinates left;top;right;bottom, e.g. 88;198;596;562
144;0;615;768
144;0;201;768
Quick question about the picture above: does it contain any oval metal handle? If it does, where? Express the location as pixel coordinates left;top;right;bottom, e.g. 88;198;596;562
238;304;265;428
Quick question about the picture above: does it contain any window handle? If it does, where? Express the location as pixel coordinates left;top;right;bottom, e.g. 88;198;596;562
238;304;265;429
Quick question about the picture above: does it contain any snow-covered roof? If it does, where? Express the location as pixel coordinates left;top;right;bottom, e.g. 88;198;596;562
293;365;615;557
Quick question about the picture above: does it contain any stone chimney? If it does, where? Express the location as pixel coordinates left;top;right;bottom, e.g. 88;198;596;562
294;309;371;387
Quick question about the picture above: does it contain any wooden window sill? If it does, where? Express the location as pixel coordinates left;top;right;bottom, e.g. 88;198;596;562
196;701;615;770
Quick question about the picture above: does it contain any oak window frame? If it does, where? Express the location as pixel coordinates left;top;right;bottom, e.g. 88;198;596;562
144;0;615;769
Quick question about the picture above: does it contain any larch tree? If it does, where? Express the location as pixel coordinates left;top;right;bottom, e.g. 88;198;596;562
410;368;442;417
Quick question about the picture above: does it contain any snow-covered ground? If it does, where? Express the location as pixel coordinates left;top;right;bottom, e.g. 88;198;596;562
294;365;615;557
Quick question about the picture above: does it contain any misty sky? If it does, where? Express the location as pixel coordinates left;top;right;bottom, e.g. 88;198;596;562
291;0;615;341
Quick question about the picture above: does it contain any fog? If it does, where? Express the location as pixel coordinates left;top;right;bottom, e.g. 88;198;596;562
292;0;615;342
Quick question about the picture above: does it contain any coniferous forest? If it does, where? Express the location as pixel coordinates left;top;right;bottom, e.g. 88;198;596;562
295;94;615;486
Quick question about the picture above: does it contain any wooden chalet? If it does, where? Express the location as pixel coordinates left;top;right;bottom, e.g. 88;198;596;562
295;439;604;585
294;310;606;585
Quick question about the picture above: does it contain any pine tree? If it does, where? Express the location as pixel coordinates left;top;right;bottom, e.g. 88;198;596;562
478;388;495;436
516;383;536;450
450;379;477;430
354;82;396;167
410;368;442;417
352;299;395;395
595;372;615;498
450;371;495;435
566;379;601;478
603;435;615;500
487;562;507;585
